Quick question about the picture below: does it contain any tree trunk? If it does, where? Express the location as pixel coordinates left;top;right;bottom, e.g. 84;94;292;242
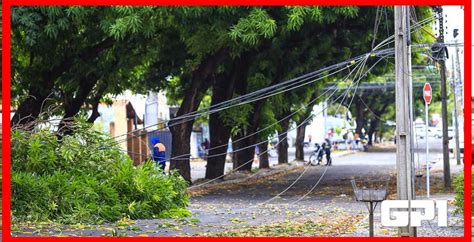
355;96;366;135
232;132;256;171
206;114;232;179
60;59;119;134
295;91;320;161
258;140;269;169
170;90;206;182
295;117;307;161
87;82;108;123
169;48;229;182
277;115;290;164
232;142;238;169
11;91;51;127
366;102;388;146
87;102;101;123
12;69;58;126
367;118;379;145
232;99;265;171
58;75;101;135
205;80;234;180
205;53;253;179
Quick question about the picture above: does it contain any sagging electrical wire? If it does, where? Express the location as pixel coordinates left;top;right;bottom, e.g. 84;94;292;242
254;54;379;205
111;47;409;144
107;42;444;170
117;63;360;183
110;63;355;149
109;15;440;168
254;55;372;204
289;56;388;204
111;15;438;144
189;61;368;188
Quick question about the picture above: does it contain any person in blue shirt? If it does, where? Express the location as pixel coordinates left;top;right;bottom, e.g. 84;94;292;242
151;137;166;172
323;138;332;166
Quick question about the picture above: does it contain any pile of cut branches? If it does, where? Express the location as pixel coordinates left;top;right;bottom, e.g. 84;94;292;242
11;120;189;224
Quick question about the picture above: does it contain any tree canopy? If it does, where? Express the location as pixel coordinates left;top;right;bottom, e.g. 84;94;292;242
11;6;435;182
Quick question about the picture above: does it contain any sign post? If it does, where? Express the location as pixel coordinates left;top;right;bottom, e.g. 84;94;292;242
423;83;432;198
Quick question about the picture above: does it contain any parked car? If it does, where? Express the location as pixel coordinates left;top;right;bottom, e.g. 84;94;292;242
429;127;443;139
415;126;444;139
448;127;454;139
449;131;464;154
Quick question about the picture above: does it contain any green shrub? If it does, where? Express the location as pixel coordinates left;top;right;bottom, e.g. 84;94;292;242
453;173;474;215
11;122;189;224
157;208;192;218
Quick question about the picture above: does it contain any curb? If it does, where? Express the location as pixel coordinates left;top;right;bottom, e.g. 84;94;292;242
334;150;358;158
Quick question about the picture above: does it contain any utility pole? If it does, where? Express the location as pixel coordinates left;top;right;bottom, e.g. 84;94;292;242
394;6;416;237
453;29;464;108
432;6;451;188
453;31;463;165
450;55;461;164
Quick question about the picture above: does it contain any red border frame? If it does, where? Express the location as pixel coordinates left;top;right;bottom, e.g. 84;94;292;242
2;1;472;241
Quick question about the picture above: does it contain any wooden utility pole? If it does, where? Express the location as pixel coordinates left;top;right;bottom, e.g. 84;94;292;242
394;6;416;237
433;6;451;188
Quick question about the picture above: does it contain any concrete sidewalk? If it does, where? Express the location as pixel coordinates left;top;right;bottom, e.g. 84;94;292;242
430;155;465;175
350;193;463;237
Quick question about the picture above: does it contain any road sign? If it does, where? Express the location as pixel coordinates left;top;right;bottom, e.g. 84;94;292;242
423;83;432;104
423;82;431;198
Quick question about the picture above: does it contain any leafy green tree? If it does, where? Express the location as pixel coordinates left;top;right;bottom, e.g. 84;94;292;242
10;6;436;183
200;7;360;178
328;7;436;145
11;7;174;129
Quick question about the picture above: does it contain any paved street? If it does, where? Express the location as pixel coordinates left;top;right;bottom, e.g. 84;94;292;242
13;140;464;237
186;147;315;182
11;5;467;239
187;136;449;182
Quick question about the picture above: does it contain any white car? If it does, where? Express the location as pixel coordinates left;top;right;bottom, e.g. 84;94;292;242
416;126;448;139
449;132;464;154
448;127;454;139
429;128;443;139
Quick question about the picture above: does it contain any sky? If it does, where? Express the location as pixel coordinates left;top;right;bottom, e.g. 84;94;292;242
438;6;467;97
440;6;465;96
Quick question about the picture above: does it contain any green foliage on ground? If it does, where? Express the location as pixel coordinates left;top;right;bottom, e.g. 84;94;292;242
11;122;189;224
453;173;473;215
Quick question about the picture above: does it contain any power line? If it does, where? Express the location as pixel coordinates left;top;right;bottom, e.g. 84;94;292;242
253;54;387;204
190;58;370;188
255;55;371;203
108;42;443;165
107;15;439;166
289;55;385;204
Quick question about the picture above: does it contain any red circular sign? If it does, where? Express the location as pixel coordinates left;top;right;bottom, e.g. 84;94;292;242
423;83;432;104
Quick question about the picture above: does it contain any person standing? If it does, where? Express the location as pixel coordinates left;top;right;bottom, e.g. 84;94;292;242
353;132;360;150
323;138;332;166
151;137;166;172
201;138;210;160
346;130;354;150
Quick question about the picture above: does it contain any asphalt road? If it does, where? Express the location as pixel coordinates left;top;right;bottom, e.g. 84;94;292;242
188;136;445;182
13;139;463;237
